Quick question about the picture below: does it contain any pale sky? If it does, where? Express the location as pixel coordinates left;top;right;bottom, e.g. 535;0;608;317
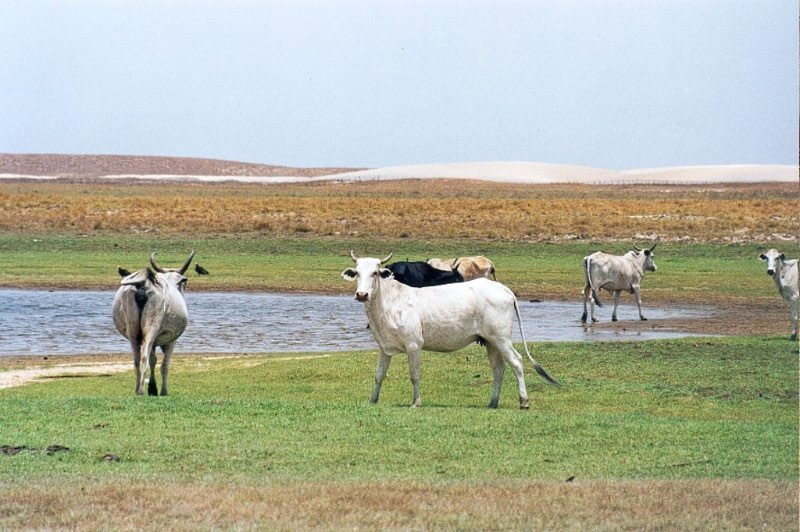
1;0;797;169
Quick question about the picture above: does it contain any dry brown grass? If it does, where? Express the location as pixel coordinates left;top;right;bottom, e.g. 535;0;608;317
1;479;795;530
0;179;797;242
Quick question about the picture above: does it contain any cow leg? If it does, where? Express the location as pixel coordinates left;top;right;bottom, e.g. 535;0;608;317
633;285;647;320
130;338;143;395
370;351;392;404
407;349;422;408
147;345;158;396
581;284;590;323
159;343;174;396
496;341;529;410
611;291;621;321
485;344;505;408
137;336;156;396
589;286;597;323
790;300;798;341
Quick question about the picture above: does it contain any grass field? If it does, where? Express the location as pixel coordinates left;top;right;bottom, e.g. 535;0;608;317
0;234;787;304
1;337;797;528
1;177;798;528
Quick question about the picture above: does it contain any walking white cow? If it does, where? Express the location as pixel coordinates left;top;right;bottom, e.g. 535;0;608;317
112;251;195;396
342;251;559;409
759;249;799;341
581;241;658;323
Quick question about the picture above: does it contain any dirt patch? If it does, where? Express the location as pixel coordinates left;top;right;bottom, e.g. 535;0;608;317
587;299;791;337
0;353;251;390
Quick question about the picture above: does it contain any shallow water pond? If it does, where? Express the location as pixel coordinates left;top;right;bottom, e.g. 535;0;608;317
1;289;712;356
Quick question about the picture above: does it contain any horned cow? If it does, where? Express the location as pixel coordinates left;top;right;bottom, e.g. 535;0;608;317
112;251;197;396
759;249;799;340
342;251;559;409
428;255;497;281
581;241;658;323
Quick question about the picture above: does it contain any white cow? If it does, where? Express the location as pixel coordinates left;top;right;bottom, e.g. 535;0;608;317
112;251;195;396
342;251;559;409
428;256;497;281
581;241;658;323
759;249;799;340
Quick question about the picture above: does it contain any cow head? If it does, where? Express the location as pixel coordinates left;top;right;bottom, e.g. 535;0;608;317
759;248;786;277
632;240;658;272
120;251;195;294
149;251;195;293
341;250;393;302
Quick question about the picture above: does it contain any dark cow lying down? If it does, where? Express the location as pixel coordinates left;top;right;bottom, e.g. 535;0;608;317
386;260;463;288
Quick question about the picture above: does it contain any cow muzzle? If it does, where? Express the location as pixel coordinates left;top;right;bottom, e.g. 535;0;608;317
767;268;775;276
355;291;369;302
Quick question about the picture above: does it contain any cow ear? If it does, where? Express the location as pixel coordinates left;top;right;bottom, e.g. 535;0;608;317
379;268;393;279
644;249;651;256
146;267;160;285
758;254;767;261
341;268;357;281
779;253;786;261
120;269;149;286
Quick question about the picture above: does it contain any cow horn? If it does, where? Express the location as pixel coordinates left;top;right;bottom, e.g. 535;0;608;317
150;252;165;273
632;243;641;252
380;252;394;264
649;238;660;251
178;250;195;275
350;249;359;263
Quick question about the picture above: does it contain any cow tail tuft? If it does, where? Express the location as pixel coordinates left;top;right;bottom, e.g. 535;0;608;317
513;298;561;387
584;257;604;308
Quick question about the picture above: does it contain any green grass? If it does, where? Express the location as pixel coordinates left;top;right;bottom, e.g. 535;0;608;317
0;233;778;301
1;336;796;484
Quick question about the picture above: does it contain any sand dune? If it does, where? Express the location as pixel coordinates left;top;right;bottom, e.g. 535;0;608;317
324;162;798;184
0;156;796;184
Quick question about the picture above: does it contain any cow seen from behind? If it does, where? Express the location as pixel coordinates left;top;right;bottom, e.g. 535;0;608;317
581;241;658;323
112;251;197;396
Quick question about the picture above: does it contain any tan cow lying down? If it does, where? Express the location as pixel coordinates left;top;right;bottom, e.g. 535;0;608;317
427;255;496;281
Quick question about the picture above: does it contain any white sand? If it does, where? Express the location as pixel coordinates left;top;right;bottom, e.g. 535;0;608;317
0;162;796;184
0;362;129;389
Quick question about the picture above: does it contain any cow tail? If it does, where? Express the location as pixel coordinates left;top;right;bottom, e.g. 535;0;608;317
584;257;604;308
513;298;561;387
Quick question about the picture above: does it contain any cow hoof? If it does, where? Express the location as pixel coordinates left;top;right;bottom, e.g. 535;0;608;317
611;317;617;322
519;401;530;410
487;401;499;409
640;317;648;321
791;334;798;341
592;318;598;323
580;312;587;323
160;391;169;397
